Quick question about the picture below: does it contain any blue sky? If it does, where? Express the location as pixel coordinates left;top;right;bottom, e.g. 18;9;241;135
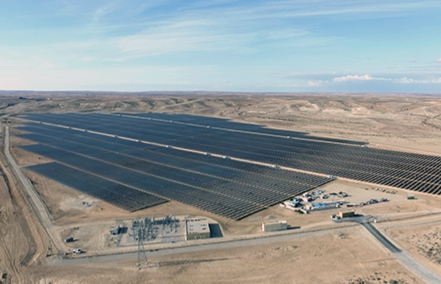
0;0;440;92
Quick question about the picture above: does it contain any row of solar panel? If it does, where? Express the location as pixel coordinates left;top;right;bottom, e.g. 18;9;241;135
20;124;333;219
23;112;366;145
19;117;441;187
17;123;331;186
29;162;266;220
22;118;427;176
27;162;167;211
24;147;268;219
115;112;366;145
116;113;265;133
166;139;441;192
22;113;440;166
20;113;441;195
20;141;329;207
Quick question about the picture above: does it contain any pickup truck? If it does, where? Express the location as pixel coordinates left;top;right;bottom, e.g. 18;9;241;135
72;248;83;254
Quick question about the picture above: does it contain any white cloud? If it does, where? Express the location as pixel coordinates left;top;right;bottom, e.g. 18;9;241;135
333;74;390;82
231;0;441;22
396;77;416;84
332;75;441;85
0;49;56;72
396;77;441;84
0;64;216;91
436;58;441;63
117;20;256;57
283;80;328;88
266;29;309;40
213;79;234;89
307;80;325;87
284;74;441;88
334;74;372;82
277;80;329;88
93;1;120;22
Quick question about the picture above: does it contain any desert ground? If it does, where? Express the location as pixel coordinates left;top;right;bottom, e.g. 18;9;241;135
0;92;440;283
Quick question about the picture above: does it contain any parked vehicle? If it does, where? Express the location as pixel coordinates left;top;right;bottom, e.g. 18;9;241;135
72;248;83;254
65;237;74;243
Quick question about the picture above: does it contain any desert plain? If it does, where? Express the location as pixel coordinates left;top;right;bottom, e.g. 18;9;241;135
0;92;441;284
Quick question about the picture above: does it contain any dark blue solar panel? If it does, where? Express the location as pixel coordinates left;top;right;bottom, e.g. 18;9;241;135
27;162;167;211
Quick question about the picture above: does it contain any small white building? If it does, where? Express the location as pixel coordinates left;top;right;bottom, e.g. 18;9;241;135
262;220;288;232
302;196;312;203
186;218;211;240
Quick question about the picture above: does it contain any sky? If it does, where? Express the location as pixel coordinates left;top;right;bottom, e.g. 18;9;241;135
0;0;440;92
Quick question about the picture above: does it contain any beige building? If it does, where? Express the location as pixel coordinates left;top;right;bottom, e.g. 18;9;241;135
262;220;288;232
338;211;355;218
186;218;211;240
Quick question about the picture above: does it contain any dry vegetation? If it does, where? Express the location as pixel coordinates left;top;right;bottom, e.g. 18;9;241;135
387;221;441;276
409;228;441;265
343;273;411;284
0;91;440;283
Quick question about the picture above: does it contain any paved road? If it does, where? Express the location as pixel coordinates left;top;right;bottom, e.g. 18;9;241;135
362;222;400;253
47;218;441;283
3;126;64;252
370;224;441;284
394;251;441;284
336;216;400;253
48;226;345;266
337;216;441;284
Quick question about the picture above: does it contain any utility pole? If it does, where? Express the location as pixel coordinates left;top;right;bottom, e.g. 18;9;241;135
137;220;147;266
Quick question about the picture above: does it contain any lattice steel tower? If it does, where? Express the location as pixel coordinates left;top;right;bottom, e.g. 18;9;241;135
137;221;147;266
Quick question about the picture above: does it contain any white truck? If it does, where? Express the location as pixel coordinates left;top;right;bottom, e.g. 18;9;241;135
72;248;83;254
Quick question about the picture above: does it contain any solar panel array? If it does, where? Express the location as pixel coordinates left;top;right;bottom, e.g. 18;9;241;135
117;112;367;145
27;162;167;211
18;120;333;219
20;113;441;194
19;112;441;217
24;112;366;145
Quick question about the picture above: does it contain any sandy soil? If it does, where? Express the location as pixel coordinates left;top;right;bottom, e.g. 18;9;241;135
38;227;422;284
385;218;441;278
9;136;53;167
0;167;29;283
0;130;50;284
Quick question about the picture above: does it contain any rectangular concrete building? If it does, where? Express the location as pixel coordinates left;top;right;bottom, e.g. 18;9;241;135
186;218;211;240
338;211;355;218
262;220;288;232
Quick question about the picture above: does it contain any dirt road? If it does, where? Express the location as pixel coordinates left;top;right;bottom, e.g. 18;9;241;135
0;124;49;284
3;126;63;252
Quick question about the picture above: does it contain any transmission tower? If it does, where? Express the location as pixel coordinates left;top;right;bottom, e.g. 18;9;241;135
137;221;147;266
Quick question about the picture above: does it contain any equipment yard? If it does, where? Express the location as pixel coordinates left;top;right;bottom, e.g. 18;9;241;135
1;93;441;283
